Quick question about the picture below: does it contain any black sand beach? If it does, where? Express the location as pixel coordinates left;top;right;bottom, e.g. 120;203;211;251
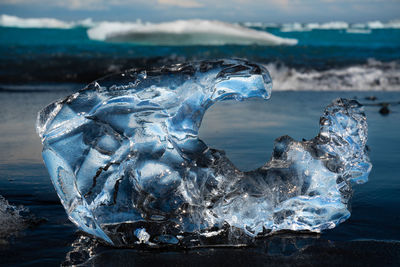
1;89;400;265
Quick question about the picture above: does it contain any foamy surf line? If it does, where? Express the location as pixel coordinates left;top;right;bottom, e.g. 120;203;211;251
0;14;94;29
265;60;400;91
278;21;400;32
86;20;297;46
0;14;297;46
2;14;399;31
243;20;400;32
1;60;399;92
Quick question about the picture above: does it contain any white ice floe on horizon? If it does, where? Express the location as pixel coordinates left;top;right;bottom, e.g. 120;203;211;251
87;19;298;46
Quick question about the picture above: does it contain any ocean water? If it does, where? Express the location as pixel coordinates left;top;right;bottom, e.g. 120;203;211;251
1;15;400;90
1;15;400;265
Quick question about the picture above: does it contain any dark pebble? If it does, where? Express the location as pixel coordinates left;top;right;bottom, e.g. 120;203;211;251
365;96;377;101
379;106;390;115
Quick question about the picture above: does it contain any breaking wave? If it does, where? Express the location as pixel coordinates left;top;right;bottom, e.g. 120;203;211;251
1;14;399;36
86;20;298;45
0;14;94;29
0;14;297;45
1;57;399;91
244;20;400;32
267;60;400;91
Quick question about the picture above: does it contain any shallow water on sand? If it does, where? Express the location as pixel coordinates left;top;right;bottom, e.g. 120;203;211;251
0;90;399;265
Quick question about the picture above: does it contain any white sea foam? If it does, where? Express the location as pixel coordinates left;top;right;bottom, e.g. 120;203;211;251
87;19;298;45
281;21;353;32
345;28;372;34
0;14;297;45
0;14;94;29
2;14;400;32
266;60;400;91
0;14;72;29
244;20;400;32
242;22;278;28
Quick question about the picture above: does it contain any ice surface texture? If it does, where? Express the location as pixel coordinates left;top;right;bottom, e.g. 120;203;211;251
37;59;371;247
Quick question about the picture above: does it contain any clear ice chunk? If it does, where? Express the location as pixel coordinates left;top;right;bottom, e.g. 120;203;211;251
0;195;31;239
36;59;371;246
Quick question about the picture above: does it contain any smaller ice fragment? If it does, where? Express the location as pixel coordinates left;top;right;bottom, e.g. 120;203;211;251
0;195;31;240
134;228;150;244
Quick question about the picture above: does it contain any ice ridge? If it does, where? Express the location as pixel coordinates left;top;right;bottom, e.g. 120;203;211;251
36;59;371;247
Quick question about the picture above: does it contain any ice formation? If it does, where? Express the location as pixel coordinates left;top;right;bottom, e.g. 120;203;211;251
0;195;30;239
36;59;371;247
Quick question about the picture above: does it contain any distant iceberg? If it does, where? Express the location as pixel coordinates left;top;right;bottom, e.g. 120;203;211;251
87;19;298;45
37;59;371;247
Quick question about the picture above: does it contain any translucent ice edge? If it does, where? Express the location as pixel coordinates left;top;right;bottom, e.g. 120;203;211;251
36;59;371;247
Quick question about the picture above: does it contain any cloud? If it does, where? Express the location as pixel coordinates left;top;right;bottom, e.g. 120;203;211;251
60;0;107;10
157;0;203;8
0;0;28;3
0;0;204;10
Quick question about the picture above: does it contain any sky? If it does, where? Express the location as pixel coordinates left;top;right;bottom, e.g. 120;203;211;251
0;0;399;23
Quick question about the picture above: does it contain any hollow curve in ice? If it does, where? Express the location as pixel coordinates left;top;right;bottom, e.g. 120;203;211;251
37;59;371;247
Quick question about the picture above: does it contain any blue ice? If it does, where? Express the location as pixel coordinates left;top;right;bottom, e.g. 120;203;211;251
37;59;371;246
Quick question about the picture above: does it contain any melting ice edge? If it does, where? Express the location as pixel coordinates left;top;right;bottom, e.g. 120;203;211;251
36;59;371;247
